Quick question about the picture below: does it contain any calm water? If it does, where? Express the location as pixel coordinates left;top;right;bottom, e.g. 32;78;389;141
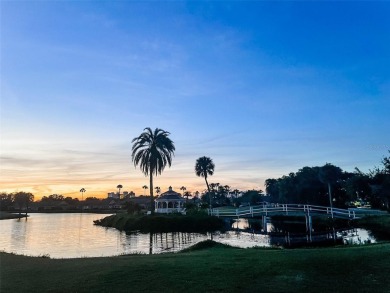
0;214;376;258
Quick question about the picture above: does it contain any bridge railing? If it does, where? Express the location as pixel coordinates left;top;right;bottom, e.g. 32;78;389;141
209;204;357;219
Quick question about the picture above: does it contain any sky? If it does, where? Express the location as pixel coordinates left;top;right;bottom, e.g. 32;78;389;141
1;1;389;200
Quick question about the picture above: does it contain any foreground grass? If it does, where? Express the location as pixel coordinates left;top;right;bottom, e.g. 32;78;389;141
1;242;390;292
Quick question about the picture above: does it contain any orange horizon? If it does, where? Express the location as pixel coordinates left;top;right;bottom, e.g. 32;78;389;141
0;179;265;201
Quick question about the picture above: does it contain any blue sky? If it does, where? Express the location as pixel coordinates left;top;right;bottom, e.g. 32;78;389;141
1;1;389;199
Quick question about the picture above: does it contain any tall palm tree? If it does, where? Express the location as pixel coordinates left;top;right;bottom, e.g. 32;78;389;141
195;156;215;207
132;127;175;214
79;188;86;211
180;186;186;196
79;188;86;200
142;185;148;196
117;184;123;199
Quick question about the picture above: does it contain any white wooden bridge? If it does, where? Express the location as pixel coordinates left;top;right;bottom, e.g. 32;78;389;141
208;204;374;219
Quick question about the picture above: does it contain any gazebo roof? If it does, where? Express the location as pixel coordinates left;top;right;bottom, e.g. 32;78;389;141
156;186;185;201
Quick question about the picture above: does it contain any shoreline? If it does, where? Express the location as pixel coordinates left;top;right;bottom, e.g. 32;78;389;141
0;210;113;220
0;212;29;220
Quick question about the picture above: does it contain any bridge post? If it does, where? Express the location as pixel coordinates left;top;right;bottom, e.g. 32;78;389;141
262;215;267;234
305;214;312;242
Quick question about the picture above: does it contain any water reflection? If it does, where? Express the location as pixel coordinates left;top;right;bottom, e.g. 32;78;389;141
231;218;376;247
0;214;377;258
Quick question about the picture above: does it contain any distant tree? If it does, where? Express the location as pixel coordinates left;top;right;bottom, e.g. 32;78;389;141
132;127;175;214
180;186;186;196
155;186;161;196
85;197;99;201
344;171;371;203
369;150;390;210
142;185;148;196
42;194;64;201
319;163;343;209
64;196;78;207
194;191;200;198
195;156;215;207
224;185;231;197
79;188;86;200
183;191;192;203
117;184;123;199
265;179;278;201
13;192;34;216
0;192;14;211
125;201;142;215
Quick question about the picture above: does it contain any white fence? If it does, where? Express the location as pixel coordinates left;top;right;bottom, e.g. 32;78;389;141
209;204;360;219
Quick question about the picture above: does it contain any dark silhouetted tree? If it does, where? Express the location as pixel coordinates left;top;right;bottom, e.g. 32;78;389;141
319;163;343;209
195;156;215;207
132;127;175;214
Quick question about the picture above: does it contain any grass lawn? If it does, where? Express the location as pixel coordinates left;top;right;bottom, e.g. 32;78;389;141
1;242;390;292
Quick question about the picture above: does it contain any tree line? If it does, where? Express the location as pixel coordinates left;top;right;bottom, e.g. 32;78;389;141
0;192;34;214
265;151;390;210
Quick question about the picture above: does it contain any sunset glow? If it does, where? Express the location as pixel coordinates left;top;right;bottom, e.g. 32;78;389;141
1;1;389;200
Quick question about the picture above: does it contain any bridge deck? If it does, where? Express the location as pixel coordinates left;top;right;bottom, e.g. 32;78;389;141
209;204;374;219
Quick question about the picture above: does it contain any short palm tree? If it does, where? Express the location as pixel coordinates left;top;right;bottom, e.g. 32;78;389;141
117;184;123;199
142;185;148;196
180;186;186;196
132;127;175;214
183;191;191;203
195;156;215;207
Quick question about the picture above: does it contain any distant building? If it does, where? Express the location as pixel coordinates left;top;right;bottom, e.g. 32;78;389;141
107;191;135;199
107;192;120;199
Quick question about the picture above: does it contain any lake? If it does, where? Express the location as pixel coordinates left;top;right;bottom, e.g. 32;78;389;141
0;213;376;258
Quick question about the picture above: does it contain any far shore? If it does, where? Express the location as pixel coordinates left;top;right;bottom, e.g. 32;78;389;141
0;210;114;220
0;212;29;220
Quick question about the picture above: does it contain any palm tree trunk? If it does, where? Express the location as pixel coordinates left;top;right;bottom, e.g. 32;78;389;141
205;177;211;208
150;172;154;214
328;183;332;208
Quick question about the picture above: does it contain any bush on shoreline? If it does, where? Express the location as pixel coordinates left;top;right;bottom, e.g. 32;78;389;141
355;215;390;240
94;213;226;233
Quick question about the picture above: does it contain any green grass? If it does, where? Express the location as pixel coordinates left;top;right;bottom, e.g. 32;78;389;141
1;242;390;292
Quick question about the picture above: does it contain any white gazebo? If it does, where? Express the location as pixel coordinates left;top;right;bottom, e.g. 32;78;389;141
155;186;186;214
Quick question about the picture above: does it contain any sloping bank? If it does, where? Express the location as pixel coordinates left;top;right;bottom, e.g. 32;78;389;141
93;213;226;233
